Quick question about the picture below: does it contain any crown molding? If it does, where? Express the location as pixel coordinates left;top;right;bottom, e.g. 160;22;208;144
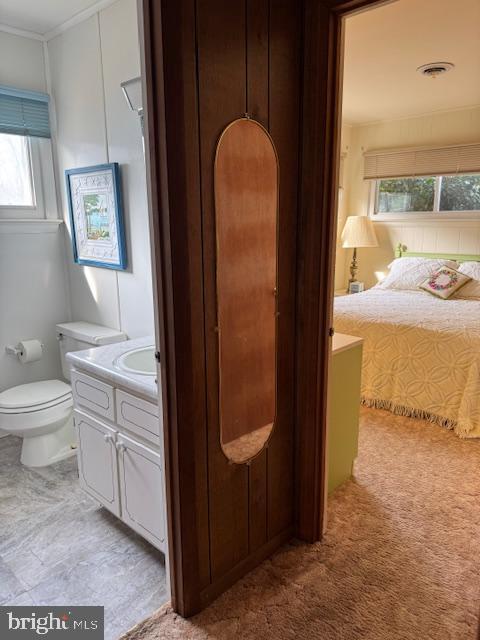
44;0;118;41
0;0;119;43
0;23;44;41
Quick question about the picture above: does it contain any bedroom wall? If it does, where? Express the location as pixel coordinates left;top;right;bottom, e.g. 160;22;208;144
338;105;480;289
334;124;352;291
47;0;154;338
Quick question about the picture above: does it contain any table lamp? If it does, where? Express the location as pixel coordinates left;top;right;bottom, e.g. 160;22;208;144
341;216;378;289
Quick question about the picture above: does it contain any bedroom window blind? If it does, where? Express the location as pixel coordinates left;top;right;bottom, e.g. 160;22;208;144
0;85;51;138
364;143;480;180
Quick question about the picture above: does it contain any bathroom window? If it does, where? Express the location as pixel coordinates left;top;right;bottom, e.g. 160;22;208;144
0;133;46;219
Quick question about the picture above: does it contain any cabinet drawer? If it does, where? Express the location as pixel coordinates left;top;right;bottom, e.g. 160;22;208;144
71;370;115;422
116;389;161;446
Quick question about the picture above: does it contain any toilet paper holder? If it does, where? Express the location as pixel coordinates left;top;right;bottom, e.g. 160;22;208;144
5;345;23;357
5;342;44;358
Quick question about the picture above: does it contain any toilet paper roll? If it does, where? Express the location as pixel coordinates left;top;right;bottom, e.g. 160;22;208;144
17;340;43;364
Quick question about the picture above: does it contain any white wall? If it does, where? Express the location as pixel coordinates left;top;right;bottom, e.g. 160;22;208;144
334;124;352;290
0;225;70;392
47;0;154;338
0;31;46;92
0;32;69;393
337;106;480;289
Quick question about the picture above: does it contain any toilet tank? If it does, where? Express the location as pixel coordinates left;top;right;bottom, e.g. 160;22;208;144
56;322;127;381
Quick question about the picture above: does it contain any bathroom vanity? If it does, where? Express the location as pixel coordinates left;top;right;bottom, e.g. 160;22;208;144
67;338;166;553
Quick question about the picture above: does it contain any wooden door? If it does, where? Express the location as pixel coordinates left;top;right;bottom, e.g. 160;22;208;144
140;0;375;618
75;410;120;516
141;0;300;615
117;433;166;551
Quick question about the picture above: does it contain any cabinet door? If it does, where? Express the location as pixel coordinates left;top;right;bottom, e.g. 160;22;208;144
116;433;166;551
74;410;120;516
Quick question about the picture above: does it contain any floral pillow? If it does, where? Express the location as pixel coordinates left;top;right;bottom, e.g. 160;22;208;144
377;257;459;291
454;262;480;299
419;266;471;299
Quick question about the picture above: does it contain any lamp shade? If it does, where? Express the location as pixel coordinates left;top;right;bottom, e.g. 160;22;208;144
341;216;378;249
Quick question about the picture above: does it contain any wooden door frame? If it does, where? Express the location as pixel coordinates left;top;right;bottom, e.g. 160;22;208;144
139;0;391;617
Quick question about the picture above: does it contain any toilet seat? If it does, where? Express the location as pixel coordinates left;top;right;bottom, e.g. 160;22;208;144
0;380;72;414
0;381;75;467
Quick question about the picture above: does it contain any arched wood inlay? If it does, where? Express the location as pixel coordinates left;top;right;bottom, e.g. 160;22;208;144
215;118;278;463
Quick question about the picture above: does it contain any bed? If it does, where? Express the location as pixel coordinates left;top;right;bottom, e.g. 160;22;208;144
334;246;480;438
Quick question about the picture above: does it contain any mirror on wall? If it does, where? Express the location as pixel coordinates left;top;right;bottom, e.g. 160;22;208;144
214;118;278;464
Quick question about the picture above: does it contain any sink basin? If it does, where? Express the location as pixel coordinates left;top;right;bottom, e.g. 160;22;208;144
114;346;157;376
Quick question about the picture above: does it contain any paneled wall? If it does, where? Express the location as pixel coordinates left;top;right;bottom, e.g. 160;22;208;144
159;0;301;610
0;31;46;91
0;225;70;393
47;0;154;338
337;106;480;288
0;32;69;393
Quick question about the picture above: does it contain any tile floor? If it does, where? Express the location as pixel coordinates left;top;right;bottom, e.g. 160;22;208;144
0;435;168;639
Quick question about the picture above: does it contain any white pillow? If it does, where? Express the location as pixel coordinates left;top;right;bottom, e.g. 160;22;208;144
377;257;459;291
454;262;480;299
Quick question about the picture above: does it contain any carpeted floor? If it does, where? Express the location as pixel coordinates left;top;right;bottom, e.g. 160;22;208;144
123;408;480;640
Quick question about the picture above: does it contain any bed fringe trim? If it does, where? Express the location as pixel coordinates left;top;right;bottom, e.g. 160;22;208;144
361;397;457;431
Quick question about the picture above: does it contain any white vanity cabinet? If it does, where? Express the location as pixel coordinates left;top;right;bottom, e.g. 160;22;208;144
75;411;121;517
71;370;166;552
117;433;165;549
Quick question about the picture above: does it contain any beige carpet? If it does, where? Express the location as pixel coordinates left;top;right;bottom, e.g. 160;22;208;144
123;408;480;640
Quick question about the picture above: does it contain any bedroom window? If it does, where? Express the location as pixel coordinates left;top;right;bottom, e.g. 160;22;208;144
373;174;480;218
365;143;480;220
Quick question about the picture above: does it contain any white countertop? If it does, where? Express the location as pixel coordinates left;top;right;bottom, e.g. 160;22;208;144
332;332;363;355
67;332;361;400
67;336;158;401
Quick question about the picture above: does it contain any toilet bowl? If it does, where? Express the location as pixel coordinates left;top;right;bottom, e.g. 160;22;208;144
0;380;74;467
2;322;127;467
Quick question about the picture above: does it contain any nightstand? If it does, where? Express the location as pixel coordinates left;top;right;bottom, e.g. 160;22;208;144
328;333;363;494
334;290;348;297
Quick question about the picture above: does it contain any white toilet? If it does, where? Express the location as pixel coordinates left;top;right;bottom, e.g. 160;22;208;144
0;322;126;467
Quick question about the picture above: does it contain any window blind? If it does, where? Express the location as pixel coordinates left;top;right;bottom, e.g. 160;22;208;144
0;85;51;138
364;142;480;180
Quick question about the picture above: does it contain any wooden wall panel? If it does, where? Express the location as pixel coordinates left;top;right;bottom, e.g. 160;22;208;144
196;0;251;582
246;0;270;553
144;0;391;619
151;0;211;609
267;0;301;538
154;0;301;614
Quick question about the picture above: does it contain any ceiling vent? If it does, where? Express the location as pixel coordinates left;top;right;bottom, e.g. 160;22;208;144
416;62;455;78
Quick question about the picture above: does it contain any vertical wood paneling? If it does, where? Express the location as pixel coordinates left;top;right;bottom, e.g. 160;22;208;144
246;0;270;552
149;0;302;614
145;0;398;618
159;0;211;599
267;0;301;537
196;0;250;581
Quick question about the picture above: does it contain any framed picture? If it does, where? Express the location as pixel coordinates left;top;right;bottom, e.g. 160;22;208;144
65;163;127;270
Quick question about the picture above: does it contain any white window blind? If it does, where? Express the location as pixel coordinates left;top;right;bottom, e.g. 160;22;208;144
364;143;480;180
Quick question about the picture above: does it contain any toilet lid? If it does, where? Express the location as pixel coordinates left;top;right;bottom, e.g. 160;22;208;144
0;380;71;410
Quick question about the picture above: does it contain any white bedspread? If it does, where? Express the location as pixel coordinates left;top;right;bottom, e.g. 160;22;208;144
334;289;480;438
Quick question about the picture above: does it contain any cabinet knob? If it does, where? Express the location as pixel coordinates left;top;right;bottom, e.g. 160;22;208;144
104;434;113;443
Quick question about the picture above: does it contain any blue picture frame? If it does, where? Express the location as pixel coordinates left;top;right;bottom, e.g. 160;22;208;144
65;163;127;270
